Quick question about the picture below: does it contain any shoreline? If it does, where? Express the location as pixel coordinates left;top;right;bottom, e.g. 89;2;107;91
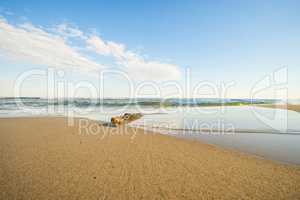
1;117;300;199
139;124;300;166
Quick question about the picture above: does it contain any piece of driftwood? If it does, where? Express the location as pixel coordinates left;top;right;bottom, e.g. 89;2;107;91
111;113;143;125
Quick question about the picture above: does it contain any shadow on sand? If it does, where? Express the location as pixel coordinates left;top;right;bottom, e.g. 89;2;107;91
100;122;117;128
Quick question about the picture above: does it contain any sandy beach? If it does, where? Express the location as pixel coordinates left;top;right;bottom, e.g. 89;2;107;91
257;104;300;113
1;117;300;199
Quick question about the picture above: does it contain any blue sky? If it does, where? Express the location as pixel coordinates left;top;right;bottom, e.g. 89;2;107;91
0;0;299;98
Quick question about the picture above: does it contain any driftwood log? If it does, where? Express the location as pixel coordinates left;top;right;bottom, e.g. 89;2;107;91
111;113;143;125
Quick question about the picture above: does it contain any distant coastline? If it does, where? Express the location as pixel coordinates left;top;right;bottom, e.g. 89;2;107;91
256;104;300;113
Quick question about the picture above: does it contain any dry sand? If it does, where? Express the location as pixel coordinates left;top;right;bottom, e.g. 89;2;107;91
0;117;300;199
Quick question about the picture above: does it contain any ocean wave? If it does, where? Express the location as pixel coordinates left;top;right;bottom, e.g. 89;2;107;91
0;98;278;110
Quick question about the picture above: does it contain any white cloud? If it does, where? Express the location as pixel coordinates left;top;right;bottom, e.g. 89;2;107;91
86;36;111;55
0;17;181;80
124;55;181;81
54;22;86;39
87;35;181;80
0;17;103;71
86;36;127;59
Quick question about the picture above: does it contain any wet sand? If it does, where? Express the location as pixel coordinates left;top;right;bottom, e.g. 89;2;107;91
0;117;300;199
